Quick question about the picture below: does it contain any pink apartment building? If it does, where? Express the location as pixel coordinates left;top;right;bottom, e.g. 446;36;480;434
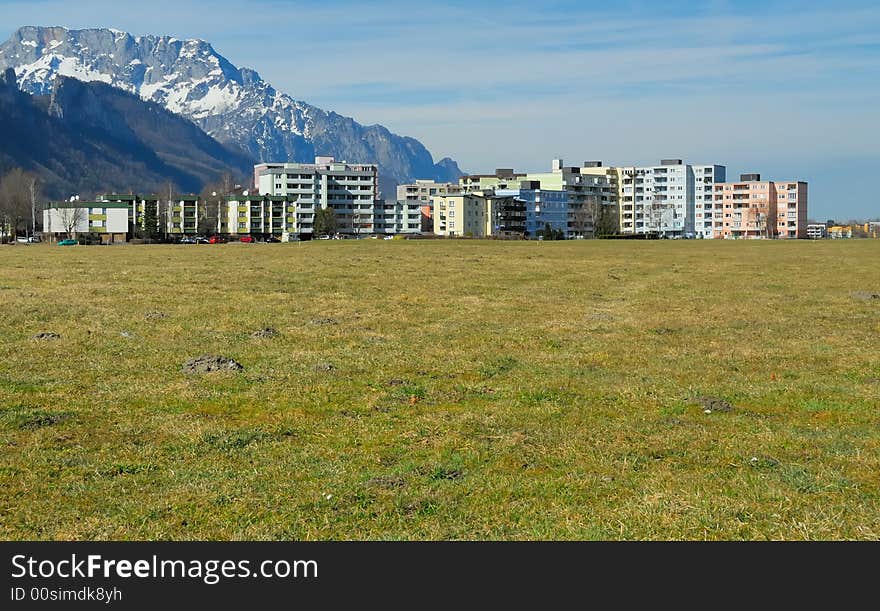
713;174;807;239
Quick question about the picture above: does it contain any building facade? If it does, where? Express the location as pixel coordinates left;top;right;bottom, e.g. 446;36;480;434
256;157;379;236
618;160;726;238
432;192;524;238
713;174;807;239
496;182;569;238
397;180;461;204
374;201;423;235
458;161;615;237
43;201;129;242
225;195;297;237
806;223;828;239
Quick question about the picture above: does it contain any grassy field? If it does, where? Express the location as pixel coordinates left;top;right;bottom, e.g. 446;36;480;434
0;239;878;540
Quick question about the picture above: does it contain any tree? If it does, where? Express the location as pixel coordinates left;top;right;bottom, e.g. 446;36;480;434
315;206;337;237
594;202;618;237
142;201;162;241
27;174;40;237
570;203;593;239
58;205;85;238
0;168;33;241
644;195;674;237
159;181;176;236
200;173;235;235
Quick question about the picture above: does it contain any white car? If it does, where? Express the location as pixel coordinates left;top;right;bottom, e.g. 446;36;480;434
316;235;332;240
383;235;393;240
16;236;41;244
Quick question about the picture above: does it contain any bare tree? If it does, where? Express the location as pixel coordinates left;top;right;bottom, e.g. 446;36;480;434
644;195;675;237
58;206;85;238
0;168;32;241
159;181;177;236
200;173;235;235
27;174;40;237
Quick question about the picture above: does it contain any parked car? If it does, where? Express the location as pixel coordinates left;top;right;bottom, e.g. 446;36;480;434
208;235;227;244
194;236;210;244
239;235;255;243
383;235;394;240
179;236;196;244
16;236;41;244
265;236;281;243
57;239;77;246
316;235;332;240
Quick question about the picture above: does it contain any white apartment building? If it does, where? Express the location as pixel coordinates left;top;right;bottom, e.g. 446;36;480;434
691;164;727;238
374;200;423;234
618;160;725;237
43;201;130;243
226;195;297;237
256;156;379;235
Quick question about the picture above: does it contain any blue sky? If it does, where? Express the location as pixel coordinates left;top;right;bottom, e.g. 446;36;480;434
2;0;879;219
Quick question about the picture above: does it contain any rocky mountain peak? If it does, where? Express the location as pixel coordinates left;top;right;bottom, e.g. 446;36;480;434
0;26;463;187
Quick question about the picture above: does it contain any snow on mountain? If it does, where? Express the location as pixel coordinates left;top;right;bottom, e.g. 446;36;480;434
0;26;463;187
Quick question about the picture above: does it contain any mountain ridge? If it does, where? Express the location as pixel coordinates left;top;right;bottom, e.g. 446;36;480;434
0;26;464;189
0;68;255;198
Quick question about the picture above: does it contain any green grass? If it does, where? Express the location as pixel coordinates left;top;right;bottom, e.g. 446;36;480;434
0;239;878;540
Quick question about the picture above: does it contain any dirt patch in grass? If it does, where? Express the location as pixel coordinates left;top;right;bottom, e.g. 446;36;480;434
251;328;280;339
182;355;244;374
32;332;60;341
698;396;734;413
144;310;168;320
310;317;338;326
852;291;880;301
200;428;272;450
367;475;407;489
2;407;74;430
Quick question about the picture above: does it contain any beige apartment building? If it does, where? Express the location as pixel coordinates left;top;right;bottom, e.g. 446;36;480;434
397;179;461;203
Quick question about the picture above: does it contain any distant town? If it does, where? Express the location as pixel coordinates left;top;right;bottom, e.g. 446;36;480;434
2;156;878;244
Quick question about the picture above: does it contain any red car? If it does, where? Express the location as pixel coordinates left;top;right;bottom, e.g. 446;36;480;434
208;235;227;244
239;235;255;243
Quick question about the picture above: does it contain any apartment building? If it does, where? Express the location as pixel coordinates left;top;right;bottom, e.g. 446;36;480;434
226;195;297;237
806;223;828;239
618;160;726;237
713;174;807;239
43;201;129;243
496;181;569;238
167;196;200;234
433;191;525;238
459;161;614;237
433;194;485;237
397;180;461;204
460;169;527;193
256;156;379;235
374;200;423;235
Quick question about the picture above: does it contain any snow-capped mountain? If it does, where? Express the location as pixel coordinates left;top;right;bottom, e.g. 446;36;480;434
0;26;462;187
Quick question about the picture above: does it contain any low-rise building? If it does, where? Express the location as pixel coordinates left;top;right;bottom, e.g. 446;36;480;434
43;201;129;243
806;223;828;239
226;195;296;238
373;200;423;235
433;191;525;238
828;225;853;239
